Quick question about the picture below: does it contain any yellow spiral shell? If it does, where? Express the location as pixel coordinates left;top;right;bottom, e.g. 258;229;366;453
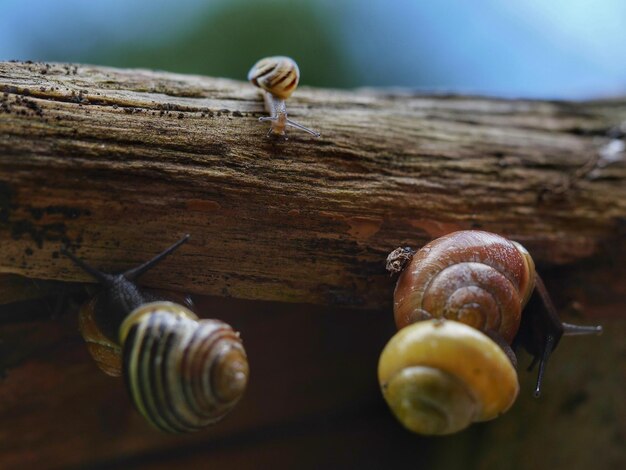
247;56;300;100
378;319;519;435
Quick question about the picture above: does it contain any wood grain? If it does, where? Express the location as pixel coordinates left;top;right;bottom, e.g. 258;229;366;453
1;61;625;309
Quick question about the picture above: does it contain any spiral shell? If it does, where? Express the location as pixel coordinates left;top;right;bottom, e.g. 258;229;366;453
378;319;519;435
248;56;300;100
392;231;535;344
79;297;123;377
120;301;249;433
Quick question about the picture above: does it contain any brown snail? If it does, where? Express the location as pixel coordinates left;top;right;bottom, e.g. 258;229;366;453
248;56;320;138
380;230;602;435
62;235;249;433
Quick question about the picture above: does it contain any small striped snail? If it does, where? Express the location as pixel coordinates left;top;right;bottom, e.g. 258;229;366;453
248;56;320;138
62;235;249;433
380;230;602;435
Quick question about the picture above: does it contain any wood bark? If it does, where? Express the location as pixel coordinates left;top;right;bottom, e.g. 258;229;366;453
1;61;625;309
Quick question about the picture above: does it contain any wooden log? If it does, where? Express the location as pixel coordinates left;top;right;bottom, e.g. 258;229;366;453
1;61;625;309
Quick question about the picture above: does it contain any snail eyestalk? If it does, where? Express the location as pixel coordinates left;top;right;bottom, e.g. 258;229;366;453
530;274;603;396
61;247;113;285
562;323;603;336
123;234;190;281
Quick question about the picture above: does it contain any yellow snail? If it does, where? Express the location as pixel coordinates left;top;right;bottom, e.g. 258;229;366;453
380;230;602;435
379;319;518;435
62;235;249;433
248;56;320;138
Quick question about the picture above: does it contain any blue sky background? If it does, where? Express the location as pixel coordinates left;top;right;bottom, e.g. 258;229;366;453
1;0;624;99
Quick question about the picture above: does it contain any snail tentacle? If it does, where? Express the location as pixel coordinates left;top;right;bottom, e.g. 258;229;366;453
286;118;321;137
61;247;114;285
124;234;190;281
562;323;603;335
533;334;555;398
519;273;602;396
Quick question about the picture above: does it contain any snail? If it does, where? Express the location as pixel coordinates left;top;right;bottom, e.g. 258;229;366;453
62;235;249;433
380;230;602;435
379;319;518;435
247;56;320;138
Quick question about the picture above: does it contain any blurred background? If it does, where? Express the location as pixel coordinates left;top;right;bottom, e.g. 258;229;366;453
1;1;626;469
1;0;625;99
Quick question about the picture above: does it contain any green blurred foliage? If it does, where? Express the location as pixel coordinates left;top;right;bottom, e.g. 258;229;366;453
96;1;358;87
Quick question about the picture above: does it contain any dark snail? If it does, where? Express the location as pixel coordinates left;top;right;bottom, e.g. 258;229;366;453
62;235;249;433
380;230;602;435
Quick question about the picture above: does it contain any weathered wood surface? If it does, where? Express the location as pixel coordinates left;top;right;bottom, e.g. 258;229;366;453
1;61;625;309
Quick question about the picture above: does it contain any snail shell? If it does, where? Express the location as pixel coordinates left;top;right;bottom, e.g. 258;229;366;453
391;230;535;344
378;319;519;435
79;297;123;377
120;302;249;433
248;56;300;100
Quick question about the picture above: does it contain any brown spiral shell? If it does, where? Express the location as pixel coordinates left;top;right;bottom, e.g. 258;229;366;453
247;56;300;100
392;231;535;344
120;301;249;433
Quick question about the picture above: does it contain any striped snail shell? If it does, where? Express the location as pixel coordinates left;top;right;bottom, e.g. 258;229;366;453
63;235;249;433
78;289;195;378
388;230;536;345
248;56;300;100
378;319;518;435
120;302;248;432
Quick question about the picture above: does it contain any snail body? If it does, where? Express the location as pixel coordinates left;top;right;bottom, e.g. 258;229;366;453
63;236;249;433
248;56;320;138
381;230;602;435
